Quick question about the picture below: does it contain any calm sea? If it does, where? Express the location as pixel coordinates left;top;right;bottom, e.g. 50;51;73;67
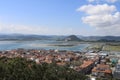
0;40;90;51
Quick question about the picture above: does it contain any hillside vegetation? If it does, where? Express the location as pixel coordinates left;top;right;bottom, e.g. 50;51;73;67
0;57;88;80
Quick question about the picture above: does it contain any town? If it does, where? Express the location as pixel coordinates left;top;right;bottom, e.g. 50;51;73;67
0;48;120;80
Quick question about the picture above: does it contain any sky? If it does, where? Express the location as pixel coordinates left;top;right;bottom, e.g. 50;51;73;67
0;0;120;36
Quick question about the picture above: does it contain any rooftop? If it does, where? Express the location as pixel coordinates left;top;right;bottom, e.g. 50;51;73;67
92;64;112;74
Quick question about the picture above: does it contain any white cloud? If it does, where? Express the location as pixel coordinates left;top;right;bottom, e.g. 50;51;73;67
77;4;116;15
77;4;120;35
87;0;118;3
88;0;95;2
0;23;86;35
82;12;120;27
106;0;117;3
0;24;49;34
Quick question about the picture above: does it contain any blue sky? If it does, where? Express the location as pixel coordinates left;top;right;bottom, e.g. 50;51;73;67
0;0;120;36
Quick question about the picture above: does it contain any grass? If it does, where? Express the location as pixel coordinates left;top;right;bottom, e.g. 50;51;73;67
87;43;103;51
103;45;120;51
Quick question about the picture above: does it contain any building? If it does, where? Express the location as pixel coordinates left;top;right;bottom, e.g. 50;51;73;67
113;64;120;79
79;60;94;74
92;64;112;78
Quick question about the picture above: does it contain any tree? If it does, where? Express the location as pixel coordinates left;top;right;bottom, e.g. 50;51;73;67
0;57;88;80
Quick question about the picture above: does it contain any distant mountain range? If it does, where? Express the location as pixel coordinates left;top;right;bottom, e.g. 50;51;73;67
0;34;54;41
0;34;120;42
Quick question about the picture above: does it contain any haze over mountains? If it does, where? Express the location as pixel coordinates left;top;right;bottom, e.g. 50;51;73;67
0;34;120;41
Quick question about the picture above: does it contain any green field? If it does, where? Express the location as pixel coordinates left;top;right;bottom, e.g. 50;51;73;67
86;42;120;51
103;45;120;51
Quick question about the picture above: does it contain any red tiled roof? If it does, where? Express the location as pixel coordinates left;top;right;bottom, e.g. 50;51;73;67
92;64;112;74
80;60;93;68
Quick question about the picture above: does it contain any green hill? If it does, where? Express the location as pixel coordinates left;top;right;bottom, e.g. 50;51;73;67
64;35;82;41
